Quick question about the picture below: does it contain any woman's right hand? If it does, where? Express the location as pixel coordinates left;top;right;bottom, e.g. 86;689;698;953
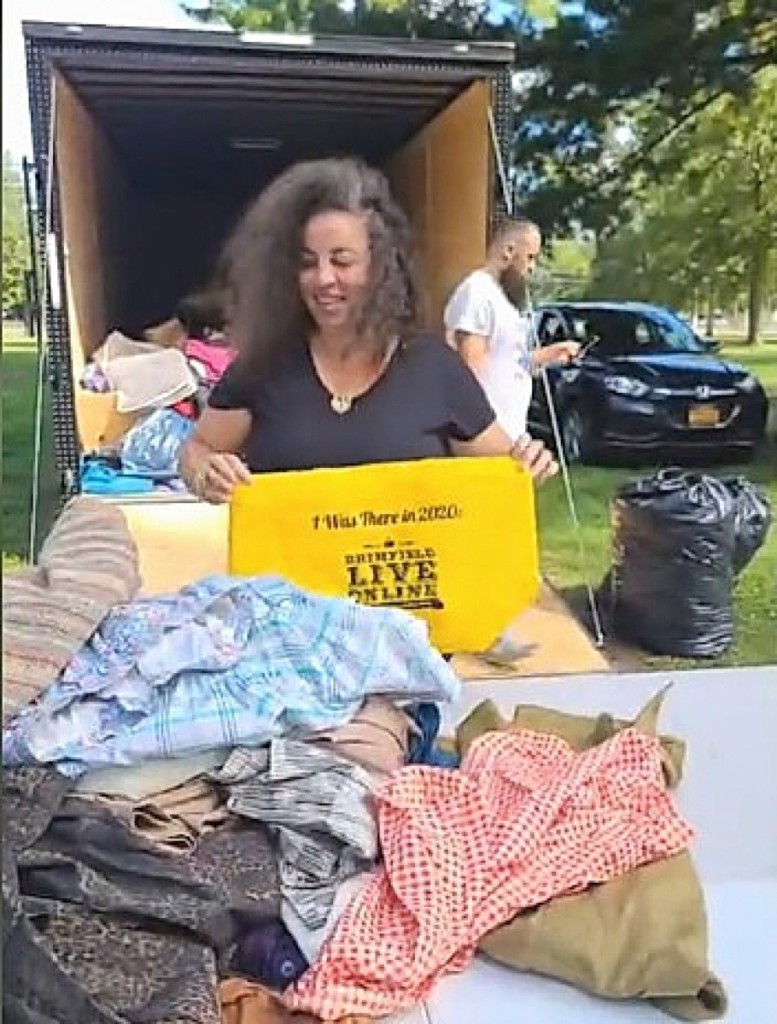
190;451;251;504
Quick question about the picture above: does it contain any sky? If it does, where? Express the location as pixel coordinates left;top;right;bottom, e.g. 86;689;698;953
2;0;201;159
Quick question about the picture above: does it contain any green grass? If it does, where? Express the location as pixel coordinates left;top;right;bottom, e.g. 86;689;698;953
2;321;59;569
718;337;777;394
3;321;775;667
537;340;777;668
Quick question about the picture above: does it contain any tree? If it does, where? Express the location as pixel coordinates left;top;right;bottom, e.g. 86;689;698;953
2;153;29;318
182;0;523;38
587;68;776;342
534;236;595;300
513;0;776;234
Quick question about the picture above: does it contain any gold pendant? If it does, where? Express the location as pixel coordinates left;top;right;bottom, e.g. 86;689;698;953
330;394;353;415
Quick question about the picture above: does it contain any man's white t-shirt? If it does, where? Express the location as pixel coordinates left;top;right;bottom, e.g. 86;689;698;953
443;269;533;442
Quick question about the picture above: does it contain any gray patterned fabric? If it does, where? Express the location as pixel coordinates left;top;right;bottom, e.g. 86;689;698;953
214;740;378;930
2;766;279;1024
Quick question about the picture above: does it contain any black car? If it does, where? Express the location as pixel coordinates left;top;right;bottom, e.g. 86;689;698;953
528;301;769;464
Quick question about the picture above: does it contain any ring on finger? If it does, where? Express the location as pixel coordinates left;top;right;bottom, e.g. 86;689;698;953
194;466;209;494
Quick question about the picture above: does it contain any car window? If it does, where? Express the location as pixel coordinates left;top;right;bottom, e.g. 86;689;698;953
647;308;707;353
538;311;568;344
565;310;643;357
634;319;653;347
558;306;708;355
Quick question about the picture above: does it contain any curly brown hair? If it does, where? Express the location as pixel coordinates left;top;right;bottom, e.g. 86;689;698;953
222;157;419;374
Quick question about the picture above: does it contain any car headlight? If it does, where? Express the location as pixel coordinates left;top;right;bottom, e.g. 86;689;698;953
738;373;759;393
604;375;651;398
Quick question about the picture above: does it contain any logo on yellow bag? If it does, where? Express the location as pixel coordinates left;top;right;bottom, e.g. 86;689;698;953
229;458;540;653
343;540;444;611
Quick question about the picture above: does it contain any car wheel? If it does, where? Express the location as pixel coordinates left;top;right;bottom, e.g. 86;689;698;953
560;407;593;464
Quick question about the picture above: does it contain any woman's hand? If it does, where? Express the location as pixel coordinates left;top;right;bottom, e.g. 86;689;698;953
453;423;558;484
179;410;253;503
190;451;251;504
511;434;558;484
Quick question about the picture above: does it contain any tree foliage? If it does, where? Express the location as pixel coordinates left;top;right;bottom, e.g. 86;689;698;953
183;0;522;39
534;237;595;301
2;153;29;317
588;69;776;341
513;0;776;233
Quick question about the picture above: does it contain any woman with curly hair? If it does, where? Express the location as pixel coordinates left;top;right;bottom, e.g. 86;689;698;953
179;157;557;502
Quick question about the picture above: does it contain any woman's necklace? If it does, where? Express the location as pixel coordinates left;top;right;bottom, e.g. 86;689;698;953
319;339;400;416
330;394;354;415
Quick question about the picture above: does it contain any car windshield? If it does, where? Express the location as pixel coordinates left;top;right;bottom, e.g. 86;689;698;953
645;308;708;353
564;307;708;357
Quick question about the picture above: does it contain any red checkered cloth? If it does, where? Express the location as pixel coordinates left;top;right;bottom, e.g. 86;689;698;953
285;727;694;1020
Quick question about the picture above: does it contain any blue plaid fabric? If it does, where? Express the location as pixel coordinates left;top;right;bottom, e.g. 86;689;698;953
3;575;460;776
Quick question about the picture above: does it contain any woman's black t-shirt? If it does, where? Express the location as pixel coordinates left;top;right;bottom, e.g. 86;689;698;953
207;334;496;473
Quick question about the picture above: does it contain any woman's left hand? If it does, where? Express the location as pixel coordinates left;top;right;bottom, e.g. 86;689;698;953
511;434;558;483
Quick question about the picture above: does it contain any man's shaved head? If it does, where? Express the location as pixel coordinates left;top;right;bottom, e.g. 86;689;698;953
486;218;543;308
490;219;541;251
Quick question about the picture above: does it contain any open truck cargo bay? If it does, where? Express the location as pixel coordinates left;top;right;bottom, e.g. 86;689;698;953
24;20;515;493
24;18;612;676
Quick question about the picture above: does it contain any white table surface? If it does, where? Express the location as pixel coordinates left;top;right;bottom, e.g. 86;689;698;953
389;667;777;1024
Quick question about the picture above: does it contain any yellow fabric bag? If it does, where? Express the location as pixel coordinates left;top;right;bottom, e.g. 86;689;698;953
229;456;539;652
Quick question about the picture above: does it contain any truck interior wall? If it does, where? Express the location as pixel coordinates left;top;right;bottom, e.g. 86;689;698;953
55;72;130;375
387;80;490;329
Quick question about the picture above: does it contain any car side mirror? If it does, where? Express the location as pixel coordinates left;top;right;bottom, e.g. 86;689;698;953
700;336;722;353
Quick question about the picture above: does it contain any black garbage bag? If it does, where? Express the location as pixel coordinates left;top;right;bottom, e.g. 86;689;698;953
721;477;772;576
609;469;738;658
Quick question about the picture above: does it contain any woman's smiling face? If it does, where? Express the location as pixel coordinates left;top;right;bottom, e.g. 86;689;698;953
298;210;371;333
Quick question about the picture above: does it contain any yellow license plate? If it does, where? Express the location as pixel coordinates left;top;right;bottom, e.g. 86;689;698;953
688;404;720;427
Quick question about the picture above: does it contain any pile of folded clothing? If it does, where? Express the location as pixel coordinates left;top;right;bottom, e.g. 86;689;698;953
78;319;237;496
2;499;727;1024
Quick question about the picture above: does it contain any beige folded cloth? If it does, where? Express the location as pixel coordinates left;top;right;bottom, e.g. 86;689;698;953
77;777;230;854
105;349;197;413
92;330;197;413
2;498;140;722
314;696;412;776
143;317;187;350
76;749;229;802
92;330;162;365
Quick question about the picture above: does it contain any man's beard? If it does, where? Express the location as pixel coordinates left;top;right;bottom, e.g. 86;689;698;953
499;267;529;310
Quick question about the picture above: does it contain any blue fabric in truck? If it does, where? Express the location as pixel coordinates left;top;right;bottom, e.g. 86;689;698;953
3;575;460;776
